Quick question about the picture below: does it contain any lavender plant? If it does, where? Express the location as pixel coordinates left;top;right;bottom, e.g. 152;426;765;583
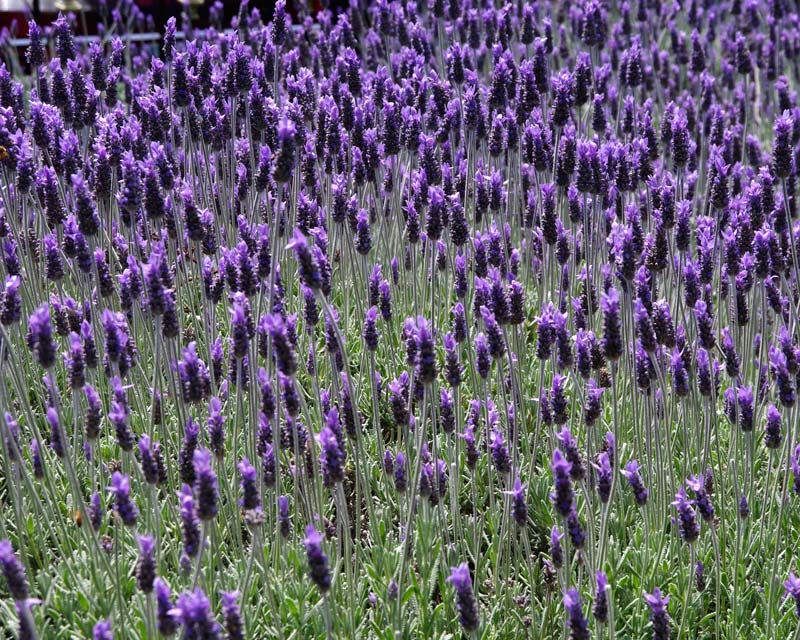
2;0;800;638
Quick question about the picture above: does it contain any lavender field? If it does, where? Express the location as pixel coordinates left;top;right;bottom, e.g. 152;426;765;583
2;0;800;637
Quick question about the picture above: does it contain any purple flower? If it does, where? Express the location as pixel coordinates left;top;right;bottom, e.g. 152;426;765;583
594;453;612;504
278;496;291;538
763;404;782;450
363;306;380;352
287;229;323;291
415;317;437;384
505;477;528;527
563;587;589;640
46;406;64;459
448;563;479;632
489;429;511;475
0;276;21;326
172;588;221;639
784;572;800;617
644;588;671;640
230;302;250;360
27;306;56;369
221;592;244;640
238;458;261;512
138;435;160;486
672;487;700;544
319;420;345;488
556;427;583;480
0;539;28;601
109;472;138;527
178;342;212;405
686;475;714;523
303;525;331;593
155;578;179;636
394;451;407;492
593;572;609;624
193;449;218;521
550;525;564;568
550;450;575;518
136;535;156;594
178;484;201;561
207;398;226;459
622;460;648;506
475;332;491;380
93;620;113;640
601;288;622;361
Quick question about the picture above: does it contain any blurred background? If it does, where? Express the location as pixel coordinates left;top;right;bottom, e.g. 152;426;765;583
0;0;346;39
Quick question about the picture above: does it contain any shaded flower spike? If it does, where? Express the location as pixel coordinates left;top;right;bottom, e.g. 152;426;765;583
154;578;179;636
26;20;44;68
773;111;794;179
221;591;244;640
136;535;156;594
93;620;113;640
287;229;323;291
172;588;221;639
448;563;479;632
672;487;700;544
178;484;201;562
644;588;671;640
265;313;297;376
601;288;623;361
594;453;612;503
238;458;261;513
304;525;331;593
0;539;29;601
622;460;648;506
563;587;590;640
109;472;138;527
765;405;783;449
550;526;564;568
489;428;511;475
550;449;575;518
784;573;800;617
505;477;528;527
363;306;379;352
193;449;219;521
594;572;609;624
415;317;437;384
278;496;291;538
319;418;346;488
178;342;211;405
27;305;57;369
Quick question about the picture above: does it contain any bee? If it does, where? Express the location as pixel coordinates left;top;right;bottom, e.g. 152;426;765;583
0;146;8;162
73;510;83;527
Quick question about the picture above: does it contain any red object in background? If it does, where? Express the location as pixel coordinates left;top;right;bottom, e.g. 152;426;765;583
0;0;346;40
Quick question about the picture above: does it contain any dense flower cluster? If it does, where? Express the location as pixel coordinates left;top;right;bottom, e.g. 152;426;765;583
2;0;800;637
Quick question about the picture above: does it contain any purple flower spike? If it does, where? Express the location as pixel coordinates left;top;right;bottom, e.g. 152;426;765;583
221;591;244;640
193;449;219;521
109;472;138;527
644;588;671;640
136;535;156;594
672;487;700;544
594;572;609;624
171;588;220;639
622;460;648;506
784;573;800;617
238;458;261;513
550;450;575;518
93;620;113;640
563;587;589;640
448;563;479;632
304;525;331;593
0;539;29;601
